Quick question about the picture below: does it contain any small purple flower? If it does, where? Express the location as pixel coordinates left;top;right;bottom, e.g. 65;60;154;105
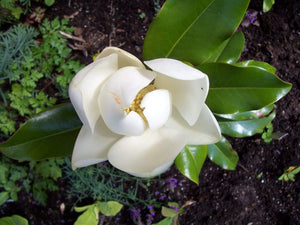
159;193;167;200
129;208;141;221
247;12;257;24
167;178;178;190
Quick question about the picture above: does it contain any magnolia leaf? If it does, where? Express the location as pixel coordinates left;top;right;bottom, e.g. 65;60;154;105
143;0;250;65
215;104;274;121
74;206;98;225
0;103;82;161
207;136;238;170
218;112;276;137
96;201;123;217
208;31;245;63
175;145;207;184
198;63;291;114
0;215;28;225
236;60;276;74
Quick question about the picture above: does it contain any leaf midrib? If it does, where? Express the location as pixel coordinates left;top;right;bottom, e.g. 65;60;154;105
165;0;215;58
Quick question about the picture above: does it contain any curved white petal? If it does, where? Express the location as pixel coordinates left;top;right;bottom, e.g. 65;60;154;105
72;118;121;170
166;105;221;145
99;66;156;135
107;128;186;177
144;58;206;80
69;53;119;132
155;72;209;126
97;47;145;69
141;89;172;131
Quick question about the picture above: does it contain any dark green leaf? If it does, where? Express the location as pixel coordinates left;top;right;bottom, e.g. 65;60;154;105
143;0;250;64
218;112;276;137
236;60;277;74
197;63;291;114
207;136;238;170
175;145;207;184
208;31;245;63
0;103;82;161
215;105;274;120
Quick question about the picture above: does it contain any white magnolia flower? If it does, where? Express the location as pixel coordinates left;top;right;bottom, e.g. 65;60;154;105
69;47;221;177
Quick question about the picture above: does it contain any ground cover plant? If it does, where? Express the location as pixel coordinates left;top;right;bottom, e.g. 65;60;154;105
0;0;299;224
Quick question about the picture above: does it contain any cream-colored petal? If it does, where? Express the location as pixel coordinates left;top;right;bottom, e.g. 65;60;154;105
144;58;206;80
96;47;145;69
69;53;119;132
107;128;186;177
141;89;172;131
98;66;155;135
166;105;221;145
156;73;209;126
145;58;209;126
72;117;121;170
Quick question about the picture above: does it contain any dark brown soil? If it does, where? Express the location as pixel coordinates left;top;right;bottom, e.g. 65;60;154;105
1;0;299;224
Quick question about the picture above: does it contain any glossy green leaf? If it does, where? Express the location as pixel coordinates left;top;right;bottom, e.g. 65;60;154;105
0;215;28;225
208;31;245;63
218;111;276;137
236;60;277;74
175;145;207;184
215;104;274;121
197;63;291;114
97;201;123;217
143;0;250;64
0;103;82;161
207;136;238;170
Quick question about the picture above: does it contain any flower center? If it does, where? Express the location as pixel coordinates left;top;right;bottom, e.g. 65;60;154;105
125;85;156;126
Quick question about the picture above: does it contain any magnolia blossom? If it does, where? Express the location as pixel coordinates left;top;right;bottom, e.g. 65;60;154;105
69;47;221;177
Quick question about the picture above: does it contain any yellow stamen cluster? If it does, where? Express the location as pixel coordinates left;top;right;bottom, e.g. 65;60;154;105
125;85;156;125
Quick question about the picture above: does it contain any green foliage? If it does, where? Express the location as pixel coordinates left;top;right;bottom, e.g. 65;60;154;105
263;0;275;13
63;158;160;209
143;0;291;183
0;214;29;225
153;202;190;225
0;104;81;161
0;155;63;206
278;166;300;182
261;121;274;143
0;17;83;136
175;145;207;184
74;200;123;225
0;24;38;81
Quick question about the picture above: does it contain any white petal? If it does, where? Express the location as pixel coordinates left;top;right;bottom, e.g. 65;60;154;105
72;117;121;170
155;72;209;126
144;58;206;80
145;58;209;125
166;105;221;145
98;66;156;135
107;128;186;177
97;47;145;69
69;53;119;132
141;89;172;131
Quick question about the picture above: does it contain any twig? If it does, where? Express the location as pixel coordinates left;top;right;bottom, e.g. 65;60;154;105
59;30;86;43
